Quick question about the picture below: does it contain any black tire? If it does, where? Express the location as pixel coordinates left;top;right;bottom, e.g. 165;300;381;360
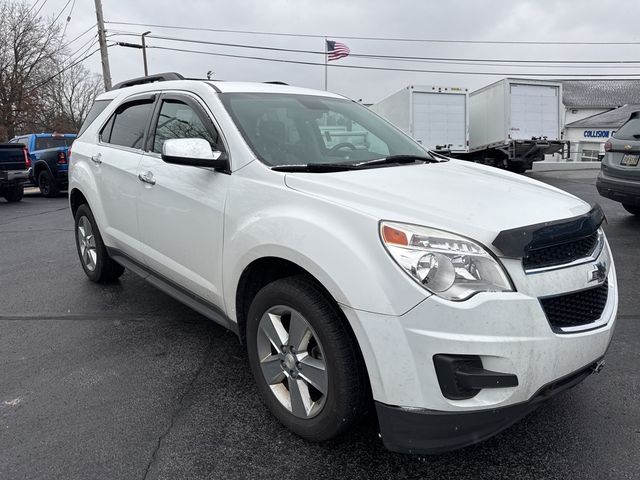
38;170;59;198
3;185;24;202
74;204;125;283
246;275;368;442
507;161;528;174
622;203;640;215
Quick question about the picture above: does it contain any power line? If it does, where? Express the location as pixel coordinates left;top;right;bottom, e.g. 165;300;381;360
33;0;51;17
106;20;640;46
60;24;96;51
146;44;640;77
118;32;640;66
52;0;73;25
61;0;78;38
27;46;103;93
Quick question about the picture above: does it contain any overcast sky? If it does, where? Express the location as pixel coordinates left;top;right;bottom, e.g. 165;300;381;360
41;0;640;103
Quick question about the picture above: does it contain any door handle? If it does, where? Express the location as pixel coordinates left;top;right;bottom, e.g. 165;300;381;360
90;153;102;164
138;171;156;185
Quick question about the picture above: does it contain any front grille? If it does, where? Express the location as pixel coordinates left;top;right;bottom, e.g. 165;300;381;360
540;281;609;332
523;230;600;270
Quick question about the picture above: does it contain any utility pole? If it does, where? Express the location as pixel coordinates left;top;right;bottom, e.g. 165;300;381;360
141;31;151;76
94;0;112;90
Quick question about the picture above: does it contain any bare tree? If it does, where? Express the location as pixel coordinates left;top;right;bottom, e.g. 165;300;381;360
34;63;104;133
0;1;63;139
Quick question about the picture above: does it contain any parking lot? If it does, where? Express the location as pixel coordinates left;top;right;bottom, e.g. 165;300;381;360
0;169;638;480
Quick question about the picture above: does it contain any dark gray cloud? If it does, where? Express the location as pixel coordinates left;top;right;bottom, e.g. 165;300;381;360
47;0;640;102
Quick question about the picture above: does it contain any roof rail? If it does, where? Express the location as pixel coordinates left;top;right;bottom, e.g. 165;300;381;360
263;81;289;85
112;72;185;90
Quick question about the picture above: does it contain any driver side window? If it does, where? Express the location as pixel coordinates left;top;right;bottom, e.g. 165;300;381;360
152;99;221;154
316;112;390;156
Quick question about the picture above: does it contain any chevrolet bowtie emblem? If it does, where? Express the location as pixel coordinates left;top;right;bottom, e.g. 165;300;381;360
624;144;633;150
589;262;607;283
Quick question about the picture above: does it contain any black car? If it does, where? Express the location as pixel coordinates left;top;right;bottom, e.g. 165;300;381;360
597;112;640;215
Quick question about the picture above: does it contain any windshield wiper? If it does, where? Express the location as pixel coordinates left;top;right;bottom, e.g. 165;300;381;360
271;163;360;173
271;153;445;173
353;153;442;168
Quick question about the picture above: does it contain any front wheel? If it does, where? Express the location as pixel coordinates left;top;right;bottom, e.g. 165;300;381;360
622;203;640;215
74;204;125;283
246;275;368;442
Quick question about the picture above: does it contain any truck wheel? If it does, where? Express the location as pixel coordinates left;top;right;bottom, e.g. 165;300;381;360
246;275;368;442
507;162;528;174
38;170;59;198
622;203;640;215
74;204;125;283
3;185;24;202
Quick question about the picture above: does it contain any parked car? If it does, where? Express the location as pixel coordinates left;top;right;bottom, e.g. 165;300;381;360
0;143;29;202
69;73;617;454
9;133;75;197
597;112;640;215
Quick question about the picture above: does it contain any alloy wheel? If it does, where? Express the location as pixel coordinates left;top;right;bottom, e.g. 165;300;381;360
256;305;328;419
77;216;97;271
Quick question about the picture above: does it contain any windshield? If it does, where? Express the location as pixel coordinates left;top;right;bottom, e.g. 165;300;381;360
35;136;74;150
219;93;427;167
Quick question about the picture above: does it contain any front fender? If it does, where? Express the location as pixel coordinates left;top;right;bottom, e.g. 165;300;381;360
223;176;428;322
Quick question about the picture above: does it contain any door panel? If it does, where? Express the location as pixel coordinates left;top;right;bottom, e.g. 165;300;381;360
136;155;228;305
93;146;144;258
136;93;228;306
412;92;466;151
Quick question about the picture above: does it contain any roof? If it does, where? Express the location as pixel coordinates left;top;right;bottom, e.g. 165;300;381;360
100;78;345;100
562;80;640;108
566;104;640;128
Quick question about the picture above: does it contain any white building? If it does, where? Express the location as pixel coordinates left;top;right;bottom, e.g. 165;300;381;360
564;104;640;162
561;80;640;161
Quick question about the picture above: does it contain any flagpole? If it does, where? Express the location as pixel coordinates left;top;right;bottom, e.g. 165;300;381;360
324;36;328;91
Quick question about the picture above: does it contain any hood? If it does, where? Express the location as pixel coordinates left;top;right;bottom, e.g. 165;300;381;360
284;159;590;254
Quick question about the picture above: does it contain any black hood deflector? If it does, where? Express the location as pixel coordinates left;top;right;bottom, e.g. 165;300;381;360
492;204;605;258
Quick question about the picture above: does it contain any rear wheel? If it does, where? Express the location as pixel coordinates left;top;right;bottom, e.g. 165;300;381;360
38;170;59;198
622;203;640;215
3;185;24;202
74;204;125;283
246;275;368;442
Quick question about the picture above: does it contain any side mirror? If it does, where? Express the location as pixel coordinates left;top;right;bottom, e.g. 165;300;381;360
161;138;228;170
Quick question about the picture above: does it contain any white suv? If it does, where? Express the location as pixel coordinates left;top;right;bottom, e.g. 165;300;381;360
69;73;617;454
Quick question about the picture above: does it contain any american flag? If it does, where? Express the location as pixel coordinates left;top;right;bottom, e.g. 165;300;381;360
326;40;350;61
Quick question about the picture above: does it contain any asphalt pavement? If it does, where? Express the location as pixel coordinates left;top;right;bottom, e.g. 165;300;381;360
1;172;639;480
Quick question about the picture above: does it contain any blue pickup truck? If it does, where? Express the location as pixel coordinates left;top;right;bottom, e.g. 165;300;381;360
9;133;76;197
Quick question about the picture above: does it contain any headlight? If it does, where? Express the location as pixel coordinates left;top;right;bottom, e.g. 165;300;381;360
380;221;513;301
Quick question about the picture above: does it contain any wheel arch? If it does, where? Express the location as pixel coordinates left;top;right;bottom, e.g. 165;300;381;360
69;188;89;218
32;160;52;179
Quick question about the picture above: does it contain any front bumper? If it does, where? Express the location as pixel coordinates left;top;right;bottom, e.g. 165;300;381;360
376;358;602;454
341;246;617;453
596;172;640;206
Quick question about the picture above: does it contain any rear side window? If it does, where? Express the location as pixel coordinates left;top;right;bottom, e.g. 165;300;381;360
101;100;154;149
613;116;640;141
34;137;73;150
78;99;112;137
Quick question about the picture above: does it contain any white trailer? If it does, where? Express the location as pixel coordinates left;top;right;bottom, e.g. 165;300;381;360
464;78;566;172
370;85;468;153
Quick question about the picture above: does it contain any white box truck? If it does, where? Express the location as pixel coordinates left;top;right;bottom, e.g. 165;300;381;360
370;85;468;153
463;78;566;172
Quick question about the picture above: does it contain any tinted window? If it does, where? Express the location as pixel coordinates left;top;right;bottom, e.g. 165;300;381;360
613;116;640;141
35;137;74;150
152;99;221;153
78;99;112;137
104;100;154;149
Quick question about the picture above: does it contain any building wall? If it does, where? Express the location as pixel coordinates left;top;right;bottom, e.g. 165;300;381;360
564;126;615;162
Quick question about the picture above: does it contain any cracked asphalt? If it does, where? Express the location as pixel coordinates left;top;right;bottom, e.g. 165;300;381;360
1;170;639;480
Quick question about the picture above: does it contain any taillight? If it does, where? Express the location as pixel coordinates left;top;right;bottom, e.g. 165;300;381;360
23;147;31;168
604;140;612;152
57;151;67;164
